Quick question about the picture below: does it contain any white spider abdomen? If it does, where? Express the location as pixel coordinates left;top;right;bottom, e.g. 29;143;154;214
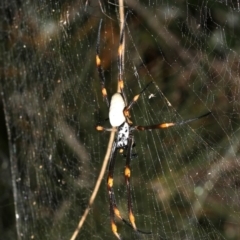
109;93;126;127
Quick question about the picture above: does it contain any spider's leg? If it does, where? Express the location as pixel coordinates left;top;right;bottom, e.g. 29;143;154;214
96;19;109;107
107;139;148;239
124;81;153;113
96;126;116;132
124;132;152;235
107;142;122;239
117;13;128;102
133;112;211;131
107;142;134;239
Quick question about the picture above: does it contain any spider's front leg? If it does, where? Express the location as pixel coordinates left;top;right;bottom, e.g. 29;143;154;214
96;19;109;107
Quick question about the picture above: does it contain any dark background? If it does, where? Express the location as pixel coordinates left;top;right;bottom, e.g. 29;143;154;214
1;0;240;239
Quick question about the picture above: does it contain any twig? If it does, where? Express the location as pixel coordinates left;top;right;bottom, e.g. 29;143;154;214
70;130;116;240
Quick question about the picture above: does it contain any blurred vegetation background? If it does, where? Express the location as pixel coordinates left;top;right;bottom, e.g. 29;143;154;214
1;0;240;239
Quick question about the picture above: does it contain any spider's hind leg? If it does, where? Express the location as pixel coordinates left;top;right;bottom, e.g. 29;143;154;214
124;132;152;235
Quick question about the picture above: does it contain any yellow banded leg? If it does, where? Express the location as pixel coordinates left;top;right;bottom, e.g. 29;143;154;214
96;54;109;106
124;164;137;231
107;174;123;239
96;20;109;107
111;219;121;240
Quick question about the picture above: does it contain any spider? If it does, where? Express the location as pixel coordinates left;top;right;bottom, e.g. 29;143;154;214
95;18;211;240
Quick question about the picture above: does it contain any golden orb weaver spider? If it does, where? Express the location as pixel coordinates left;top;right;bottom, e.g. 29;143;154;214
95;18;211;240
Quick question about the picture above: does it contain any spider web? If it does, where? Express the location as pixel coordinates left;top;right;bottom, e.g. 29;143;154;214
1;0;240;239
